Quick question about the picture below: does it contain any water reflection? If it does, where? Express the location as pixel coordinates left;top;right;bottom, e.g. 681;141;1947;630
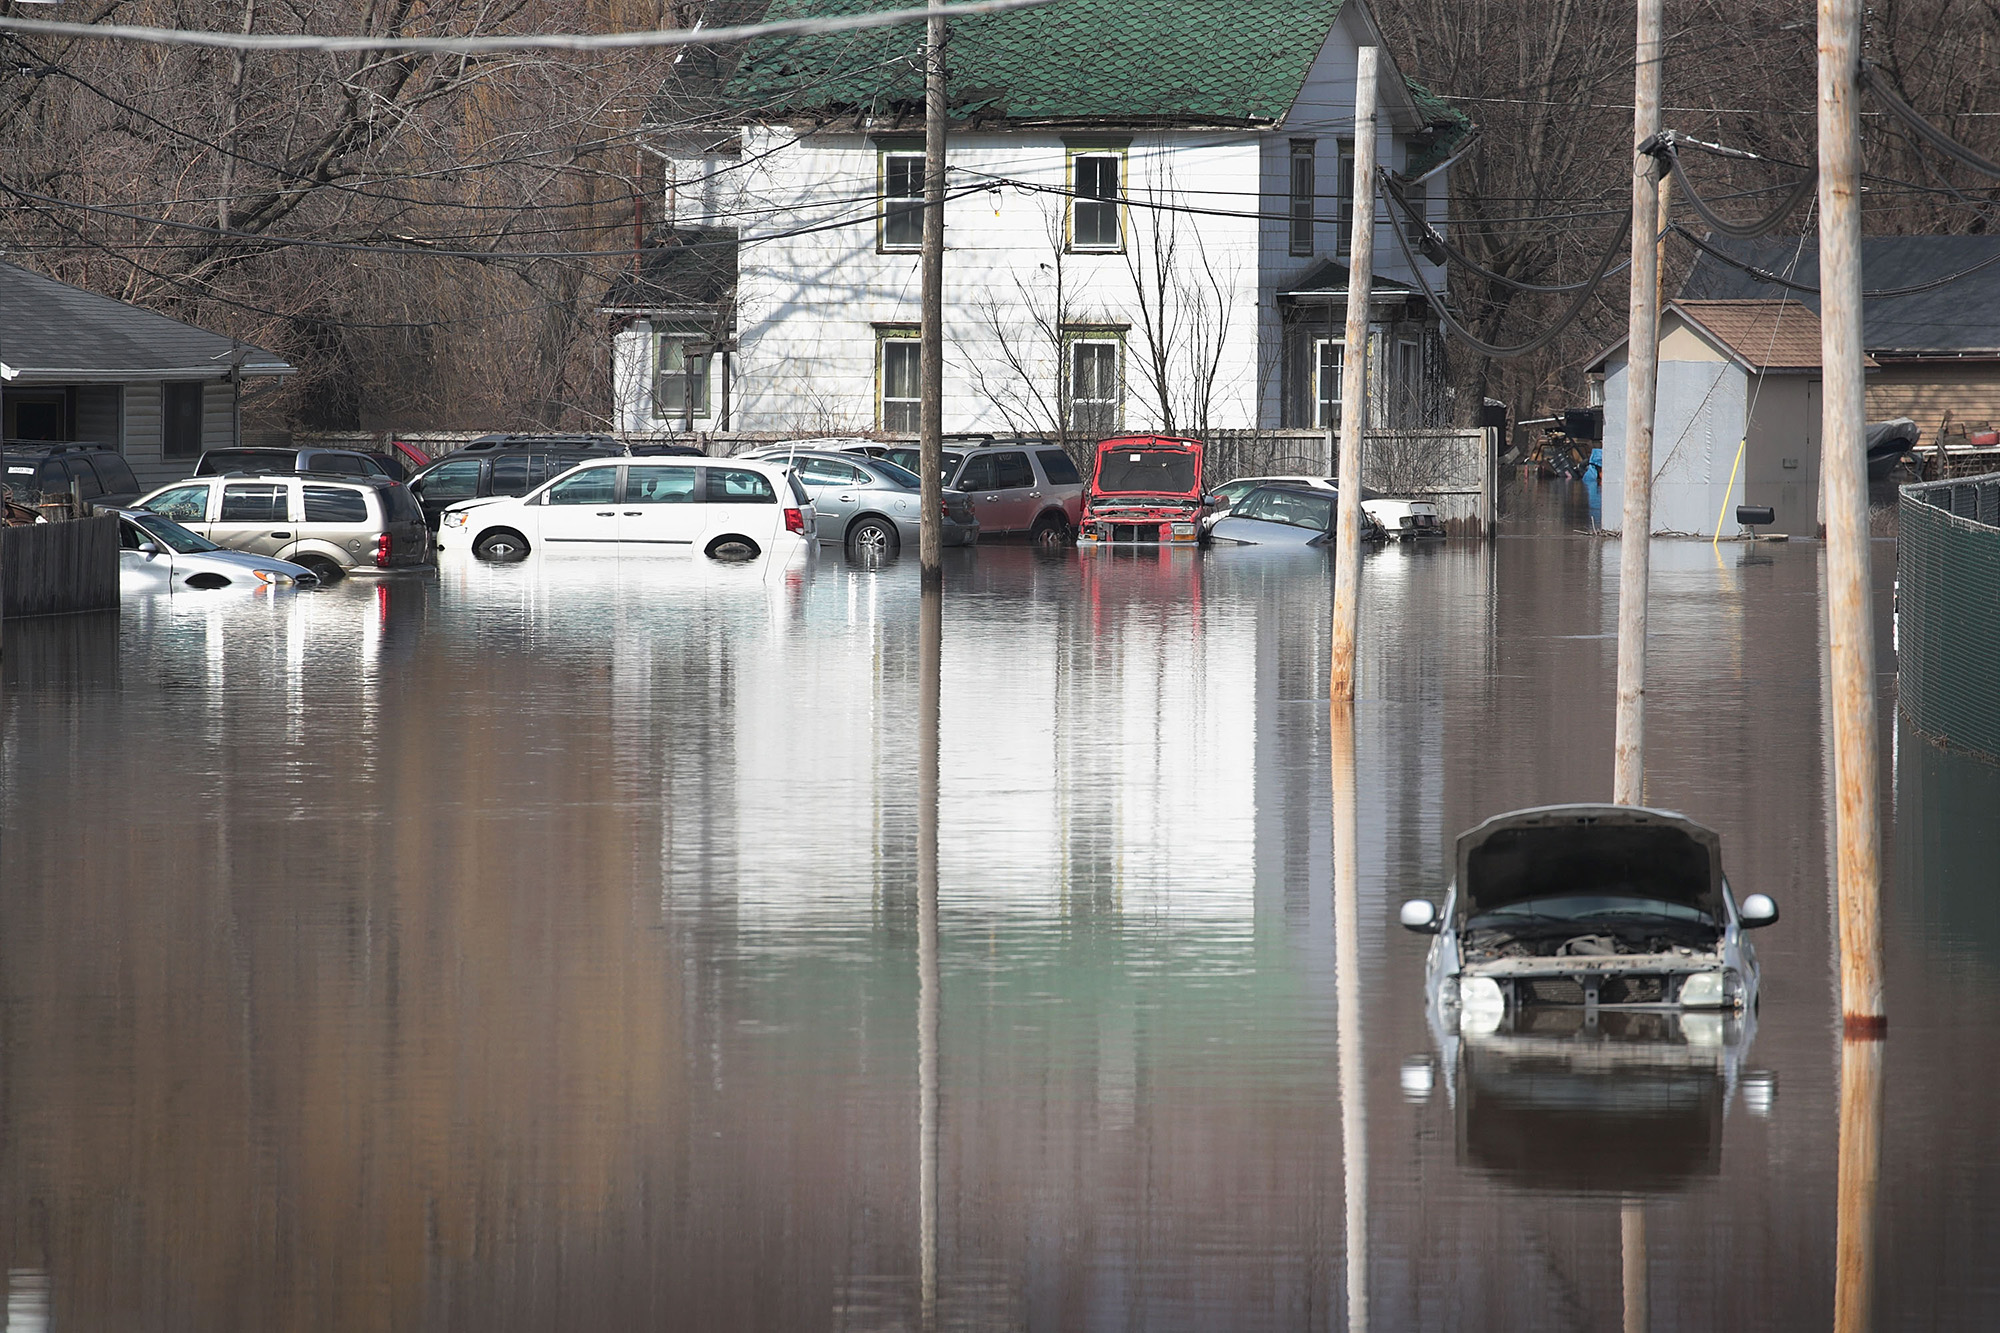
0;511;1988;1328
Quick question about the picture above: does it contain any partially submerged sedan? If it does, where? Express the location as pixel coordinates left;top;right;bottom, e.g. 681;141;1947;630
110;506;319;592
1400;804;1779;1031
1206;484;1385;546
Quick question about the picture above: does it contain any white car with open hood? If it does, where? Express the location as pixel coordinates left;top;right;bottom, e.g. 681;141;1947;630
1399;804;1779;1033
436;456;816;564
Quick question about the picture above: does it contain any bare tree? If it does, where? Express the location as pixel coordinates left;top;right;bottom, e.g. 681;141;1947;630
955;200;1078;450
1122;171;1236;440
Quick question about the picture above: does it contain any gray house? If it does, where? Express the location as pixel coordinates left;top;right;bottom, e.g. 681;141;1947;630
1592;299;1859;538
1;262;293;492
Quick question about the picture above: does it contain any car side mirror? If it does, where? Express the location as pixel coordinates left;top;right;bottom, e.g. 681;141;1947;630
1399;899;1441;934
136;541;161;556
1739;893;1780;928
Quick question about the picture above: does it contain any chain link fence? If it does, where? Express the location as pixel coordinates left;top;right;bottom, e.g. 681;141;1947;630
1898;471;2000;764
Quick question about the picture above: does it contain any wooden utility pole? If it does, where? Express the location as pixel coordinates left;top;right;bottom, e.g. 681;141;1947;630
918;1;947;584
1818;0;1885;1032
1834;1034;1884;1332
1611;0;1664;805
1330;699;1367;1333
1329;45;1379;702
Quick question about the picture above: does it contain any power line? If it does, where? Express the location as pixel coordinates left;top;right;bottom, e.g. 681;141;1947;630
1654;134;1816;239
1860;61;2000;180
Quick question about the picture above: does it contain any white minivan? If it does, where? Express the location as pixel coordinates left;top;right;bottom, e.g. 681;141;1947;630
436;456;816;563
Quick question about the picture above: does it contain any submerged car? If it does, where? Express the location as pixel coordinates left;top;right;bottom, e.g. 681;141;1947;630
1077;435;1208;546
109;506;318;591
1400;804;1779;1030
1208;473;1442;540
744;448;977;557
1206;484;1384;546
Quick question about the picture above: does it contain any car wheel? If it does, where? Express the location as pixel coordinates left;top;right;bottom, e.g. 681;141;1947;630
295;554;344;584
1031;514;1073;550
846;517;899;561
474;529;530;563
706;535;760;562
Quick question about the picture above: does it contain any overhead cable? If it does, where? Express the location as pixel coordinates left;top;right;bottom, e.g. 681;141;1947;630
1860;62;2000;179
1655;133;1816;238
1389;207;1633;359
0;0;1054;54
1378;166;1631;293
1670;224;2000;298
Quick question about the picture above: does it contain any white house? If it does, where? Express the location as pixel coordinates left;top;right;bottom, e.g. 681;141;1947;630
605;0;1466;442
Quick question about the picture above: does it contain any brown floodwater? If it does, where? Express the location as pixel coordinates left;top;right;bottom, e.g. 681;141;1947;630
1;480;1993;1330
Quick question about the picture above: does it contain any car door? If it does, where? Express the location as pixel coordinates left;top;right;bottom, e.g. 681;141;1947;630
210;480;296;555
794;455;867;542
954;453;1012;534
617;464;704;552
117;516;173;592
535;465;621;548
143;482;216;534
410;457;484;528
987;450;1040;532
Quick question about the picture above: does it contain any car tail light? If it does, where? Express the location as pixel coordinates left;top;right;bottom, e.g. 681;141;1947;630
784;506;806;534
375;532;392;567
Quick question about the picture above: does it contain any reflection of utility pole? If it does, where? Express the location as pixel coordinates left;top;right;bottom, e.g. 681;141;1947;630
1329;46;1379;702
917;578;942;1332
918;0;947;582
1816;0;1885;1035
1612;0;1663;805
1621;1200;1648;1333
1330;701;1367;1333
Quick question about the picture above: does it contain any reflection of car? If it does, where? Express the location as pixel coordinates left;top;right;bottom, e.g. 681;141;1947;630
946;445;1084;546
1400;804;1779;1023
3;443;142;508
1077;435;1207;546
742;448;977;557
437;457;816;564
406;441;622;528
135;472;431;583
1208;473;1442;540
194;446;391;479
109;505;318;591
1207;484;1384;546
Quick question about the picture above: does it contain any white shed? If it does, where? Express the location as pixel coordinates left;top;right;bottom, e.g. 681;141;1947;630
1593;299;1859;538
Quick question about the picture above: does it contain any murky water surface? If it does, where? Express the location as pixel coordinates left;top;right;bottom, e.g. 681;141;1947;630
2;482;1994;1330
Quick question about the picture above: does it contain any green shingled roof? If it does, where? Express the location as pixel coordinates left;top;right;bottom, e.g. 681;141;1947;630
720;0;1350;125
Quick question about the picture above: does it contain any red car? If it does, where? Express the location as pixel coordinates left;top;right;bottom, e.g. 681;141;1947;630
1077;435;1209;546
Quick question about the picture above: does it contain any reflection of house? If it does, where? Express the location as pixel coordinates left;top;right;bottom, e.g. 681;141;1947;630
0;261;294;491
1680;235;2000;432
1592;300;1858;538
605;0;1465;438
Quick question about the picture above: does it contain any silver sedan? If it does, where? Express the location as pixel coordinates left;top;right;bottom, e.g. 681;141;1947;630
746;448;978;557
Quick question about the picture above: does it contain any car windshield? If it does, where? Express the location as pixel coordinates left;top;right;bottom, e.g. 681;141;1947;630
130;511;220;554
1096;448;1198;494
1235;488;1335;531
1465;896;1716;931
869;459;922;489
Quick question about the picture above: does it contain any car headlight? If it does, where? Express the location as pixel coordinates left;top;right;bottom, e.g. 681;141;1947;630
1679;970;1729;1008
443;511;469;528
1459;975;1506;1035
250;569;296;586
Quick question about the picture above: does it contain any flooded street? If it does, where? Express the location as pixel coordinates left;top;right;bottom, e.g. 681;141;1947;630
3;483;1995;1330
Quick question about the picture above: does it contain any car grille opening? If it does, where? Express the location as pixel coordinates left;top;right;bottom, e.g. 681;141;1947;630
1524;978;1586;1005
1109;523;1161;543
1600;976;1668;1005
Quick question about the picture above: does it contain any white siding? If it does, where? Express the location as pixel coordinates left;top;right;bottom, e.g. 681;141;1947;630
122;381;173;492
74;385;123;452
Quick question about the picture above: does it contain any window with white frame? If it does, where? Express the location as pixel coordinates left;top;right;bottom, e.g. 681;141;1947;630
1290;141;1316;256
1335;141;1356;254
880;333;921;433
1314;338;1345;429
882;152;924;251
1067;336;1122;435
1394;338;1422;424
654;332;711;421
1070;154;1122;251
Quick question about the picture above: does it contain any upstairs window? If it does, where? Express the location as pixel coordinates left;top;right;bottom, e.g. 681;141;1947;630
1070;154;1122;251
1336;141;1356;254
1290;141;1316;256
882;152;924;251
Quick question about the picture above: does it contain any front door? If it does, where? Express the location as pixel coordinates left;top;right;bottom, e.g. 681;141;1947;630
117;518;173;592
794;455;869;542
536;466;621;548
411;457;484;528
617;465;704;552
211;481;295;556
986;450;1040;532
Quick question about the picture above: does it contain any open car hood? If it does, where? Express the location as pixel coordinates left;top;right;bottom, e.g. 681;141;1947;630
1454;804;1725;922
1089;435;1205;500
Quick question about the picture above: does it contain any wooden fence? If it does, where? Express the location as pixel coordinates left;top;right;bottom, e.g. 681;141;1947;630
2;515;119;619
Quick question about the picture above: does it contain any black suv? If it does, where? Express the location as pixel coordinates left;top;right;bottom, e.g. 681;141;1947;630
406;439;623;528
2;442;142;507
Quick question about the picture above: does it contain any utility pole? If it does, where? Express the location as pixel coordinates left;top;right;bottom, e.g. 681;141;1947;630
1611;0;1664;805
1818;0;1885;1033
917;0;947;585
1328;45;1379;702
